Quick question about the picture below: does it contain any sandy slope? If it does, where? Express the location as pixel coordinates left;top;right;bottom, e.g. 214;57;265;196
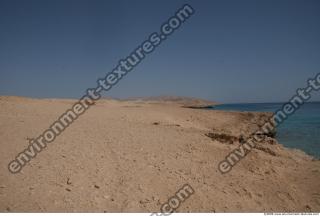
0;96;319;212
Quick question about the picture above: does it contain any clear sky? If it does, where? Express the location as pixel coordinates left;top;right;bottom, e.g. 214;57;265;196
0;0;319;103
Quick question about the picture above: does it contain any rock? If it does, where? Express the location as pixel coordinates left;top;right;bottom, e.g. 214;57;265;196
205;132;238;144
67;178;72;185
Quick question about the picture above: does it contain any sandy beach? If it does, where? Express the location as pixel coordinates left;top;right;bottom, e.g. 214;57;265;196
0;96;319;212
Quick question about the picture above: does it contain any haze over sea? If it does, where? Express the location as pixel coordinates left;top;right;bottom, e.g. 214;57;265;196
211;102;320;158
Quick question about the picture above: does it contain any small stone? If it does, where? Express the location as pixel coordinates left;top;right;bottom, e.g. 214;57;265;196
67;178;72;185
94;185;100;189
305;205;312;211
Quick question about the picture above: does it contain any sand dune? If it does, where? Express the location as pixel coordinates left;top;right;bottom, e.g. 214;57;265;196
0;96;319;212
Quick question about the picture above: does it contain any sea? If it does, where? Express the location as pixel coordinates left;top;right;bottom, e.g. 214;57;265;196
210;102;320;158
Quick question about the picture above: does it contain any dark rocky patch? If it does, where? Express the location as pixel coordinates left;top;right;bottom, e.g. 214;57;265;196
205;132;240;144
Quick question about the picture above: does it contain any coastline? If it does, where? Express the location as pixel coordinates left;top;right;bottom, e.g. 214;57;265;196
210;102;320;159
0;96;319;212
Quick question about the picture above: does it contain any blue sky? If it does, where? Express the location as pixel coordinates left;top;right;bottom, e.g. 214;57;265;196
0;0;319;103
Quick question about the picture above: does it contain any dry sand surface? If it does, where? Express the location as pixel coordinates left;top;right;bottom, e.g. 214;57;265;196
0;96;319;212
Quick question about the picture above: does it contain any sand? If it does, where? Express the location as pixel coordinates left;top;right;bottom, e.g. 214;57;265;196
0;96;319;212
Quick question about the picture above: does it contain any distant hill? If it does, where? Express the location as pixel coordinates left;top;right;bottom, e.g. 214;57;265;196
122;96;218;108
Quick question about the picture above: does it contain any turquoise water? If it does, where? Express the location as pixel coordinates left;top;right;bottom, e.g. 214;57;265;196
211;102;320;158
